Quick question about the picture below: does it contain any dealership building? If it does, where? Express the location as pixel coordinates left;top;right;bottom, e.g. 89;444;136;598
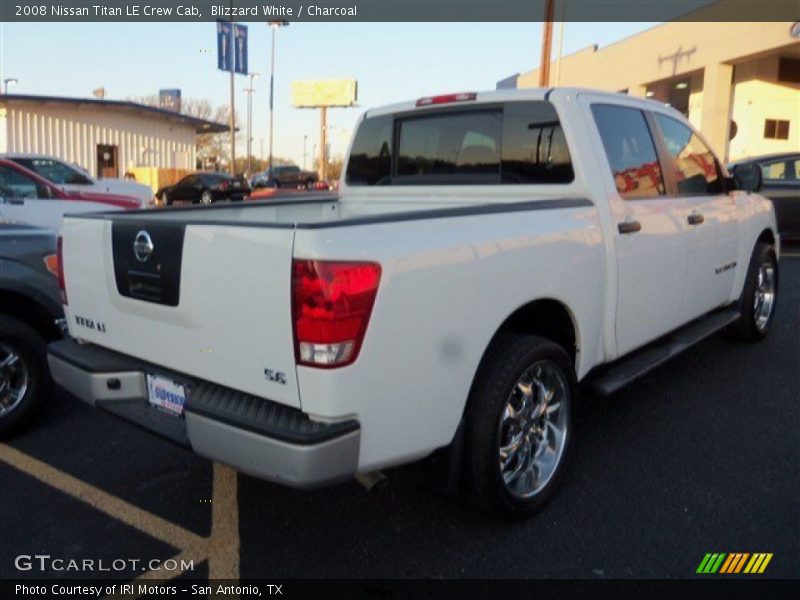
501;19;800;162
0;94;228;178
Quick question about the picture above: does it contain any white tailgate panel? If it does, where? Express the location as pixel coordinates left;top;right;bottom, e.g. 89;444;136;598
62;218;300;408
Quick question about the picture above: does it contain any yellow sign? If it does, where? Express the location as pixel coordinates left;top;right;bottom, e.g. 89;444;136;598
291;79;358;108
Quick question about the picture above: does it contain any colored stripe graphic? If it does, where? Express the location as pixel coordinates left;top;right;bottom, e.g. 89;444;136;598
699;552;773;574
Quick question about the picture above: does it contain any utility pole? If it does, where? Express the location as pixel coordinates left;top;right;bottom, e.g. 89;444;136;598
539;0;555;87
245;72;259;177
268;21;289;173
554;0;566;86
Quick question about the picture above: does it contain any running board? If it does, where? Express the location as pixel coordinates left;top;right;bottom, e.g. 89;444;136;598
588;308;740;397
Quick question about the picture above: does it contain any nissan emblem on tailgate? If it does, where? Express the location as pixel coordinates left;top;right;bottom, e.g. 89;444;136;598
133;230;154;263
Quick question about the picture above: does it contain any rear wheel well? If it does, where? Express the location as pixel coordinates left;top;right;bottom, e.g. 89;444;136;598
494;299;578;364
756;228;775;247
467;299;578;404
0;292;61;342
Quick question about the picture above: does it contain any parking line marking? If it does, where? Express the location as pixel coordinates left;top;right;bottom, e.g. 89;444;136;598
105;547;208;600
1;445;240;598
209;463;241;581
0;444;205;550
112;465;240;599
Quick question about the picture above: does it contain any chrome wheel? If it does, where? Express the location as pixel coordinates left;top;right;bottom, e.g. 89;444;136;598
753;262;776;332
0;343;29;418
498;360;569;499
200;190;213;205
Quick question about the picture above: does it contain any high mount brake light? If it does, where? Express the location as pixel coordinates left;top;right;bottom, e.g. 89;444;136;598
416;92;477;107
292;260;381;368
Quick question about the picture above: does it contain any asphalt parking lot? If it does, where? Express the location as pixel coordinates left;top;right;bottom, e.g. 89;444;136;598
1;248;798;584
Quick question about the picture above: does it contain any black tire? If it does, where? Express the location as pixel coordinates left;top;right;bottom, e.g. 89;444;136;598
0;315;51;439
465;333;576;518
725;242;778;342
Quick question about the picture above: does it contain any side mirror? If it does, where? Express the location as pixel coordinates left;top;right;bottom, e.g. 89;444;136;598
731;163;762;193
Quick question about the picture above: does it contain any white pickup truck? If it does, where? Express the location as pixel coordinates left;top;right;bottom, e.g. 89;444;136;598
48;88;779;516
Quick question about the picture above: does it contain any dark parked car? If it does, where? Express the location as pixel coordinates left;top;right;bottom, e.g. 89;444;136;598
156;172;250;206
251;165;318;189
729;153;800;240
0;223;65;437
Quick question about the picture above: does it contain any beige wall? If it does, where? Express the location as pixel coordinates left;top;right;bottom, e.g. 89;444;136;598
516;18;800;161
0;100;196;177
729;55;800;160
519;22;798;93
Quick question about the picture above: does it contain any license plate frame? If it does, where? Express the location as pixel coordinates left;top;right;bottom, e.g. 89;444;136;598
146;374;187;418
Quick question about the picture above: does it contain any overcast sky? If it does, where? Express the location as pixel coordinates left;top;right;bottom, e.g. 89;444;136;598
1;22;657;167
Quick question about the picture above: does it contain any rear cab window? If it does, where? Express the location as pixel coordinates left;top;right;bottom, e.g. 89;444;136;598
345;101;574;186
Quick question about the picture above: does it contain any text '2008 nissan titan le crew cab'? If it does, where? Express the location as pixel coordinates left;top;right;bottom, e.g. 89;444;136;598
48;88;779;517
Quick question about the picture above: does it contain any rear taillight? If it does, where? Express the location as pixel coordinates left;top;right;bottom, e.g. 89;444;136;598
220;180;229;191
416;92;477;107
292;260;381;368
57;236;67;305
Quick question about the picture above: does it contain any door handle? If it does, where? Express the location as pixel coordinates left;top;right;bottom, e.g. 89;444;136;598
687;213;705;225
617;220;642;234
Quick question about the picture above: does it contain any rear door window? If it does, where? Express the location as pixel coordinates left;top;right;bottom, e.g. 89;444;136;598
591;104;666;199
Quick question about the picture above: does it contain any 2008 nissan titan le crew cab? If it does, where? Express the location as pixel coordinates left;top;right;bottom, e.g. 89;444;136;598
48;88;779;517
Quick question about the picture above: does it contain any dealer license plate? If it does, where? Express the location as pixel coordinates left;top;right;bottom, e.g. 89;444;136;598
146;374;186;417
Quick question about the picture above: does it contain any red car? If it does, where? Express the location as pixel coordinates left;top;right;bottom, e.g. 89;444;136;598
0;158;140;229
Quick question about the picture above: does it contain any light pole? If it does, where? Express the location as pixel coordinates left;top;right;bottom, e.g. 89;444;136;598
3;78;17;93
245;72;260;177
303;134;308;170
268;21;289;173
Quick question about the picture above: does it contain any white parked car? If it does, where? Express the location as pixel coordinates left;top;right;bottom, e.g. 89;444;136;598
0;158;140;231
48;88;778;517
1;154;152;207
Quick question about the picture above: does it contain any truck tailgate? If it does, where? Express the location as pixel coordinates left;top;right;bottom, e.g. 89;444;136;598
61;216;301;409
